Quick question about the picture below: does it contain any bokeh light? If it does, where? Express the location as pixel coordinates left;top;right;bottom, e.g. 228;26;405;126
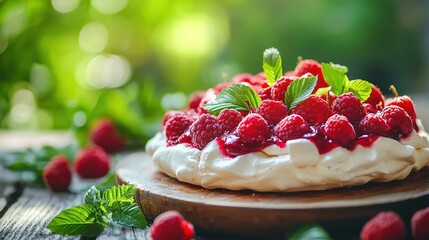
51;0;80;14
91;0;128;14
79;22;109;53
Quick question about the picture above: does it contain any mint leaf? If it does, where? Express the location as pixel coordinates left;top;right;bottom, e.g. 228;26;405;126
203;84;262;115
321;63;347;96
263;47;283;86
288;224;331;240
111;203;147;229
285;76;317;109
84;186;102;207
345;79;372;102
47;204;106;237
102;184;136;209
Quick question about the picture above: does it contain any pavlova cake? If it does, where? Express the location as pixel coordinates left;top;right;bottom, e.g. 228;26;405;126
146;48;429;192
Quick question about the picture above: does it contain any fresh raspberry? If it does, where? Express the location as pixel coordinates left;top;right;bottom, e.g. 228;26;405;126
90;118;126;153
386;95;417;121
218;109;243;133
74;147;110;179
381;105;413;138
258;87;272;101
165;113;193;145
274;114;311;142
294;59;329;93
364;85;385;108
319;91;337;108
291;95;333;126
213;82;230;94
271;76;295;102
190;114;222;149
43;155;72;192
360;211;406;240
236;113;269;143
332;92;366;123
363;103;377;114
188;91;205;110
150;210;195;240
162;111;181;126
358;113;389;137
412;207;429;240
257;100;288;126
323;114;356;146
231;73;254;84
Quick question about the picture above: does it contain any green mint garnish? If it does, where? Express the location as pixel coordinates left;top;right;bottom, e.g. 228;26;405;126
263;47;283;86
285;76;317;109
203;84;262;115
346;79;372;102
287;224;332;240
47;184;147;237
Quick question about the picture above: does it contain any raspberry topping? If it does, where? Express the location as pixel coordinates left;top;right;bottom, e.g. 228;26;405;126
291;95;333;126
360;211;406;240
324;114;356;147
363;103;377;114
386;95;417;121
358;113;389;137
258;87;272;101
43;155;72;192
236;113;269;143
381;105;413;138
294;59;329;93
257;100;288;126
332;92;366;123
190;114;222;149
274;114;311;142
412;207;429;240
188;91;205;111
150;211;195;240
271;76;294;102
165;113;193;146
218;109;243;133
364;85;385;108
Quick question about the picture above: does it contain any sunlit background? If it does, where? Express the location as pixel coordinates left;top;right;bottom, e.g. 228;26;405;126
0;0;428;145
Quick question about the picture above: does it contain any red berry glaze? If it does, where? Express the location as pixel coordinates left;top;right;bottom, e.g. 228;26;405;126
332;92;366;124
165;113;193;146
190;114;222;150
90;118;126;153
150;210;195;240
381;105;413;138
324;114;356;147
294;59;329;93
43;155;72;192
257;100;288;126
274;114;311;142
271;76;295;102
292;95;333;126
364;85;385;108
412;207;429;240
218;109;243;133
74;147;110;179
358;113;389;137
360;211;406;240
236;113;269;143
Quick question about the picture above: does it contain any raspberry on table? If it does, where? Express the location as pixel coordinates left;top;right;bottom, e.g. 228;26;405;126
358;113;389;137
218;109;243;133
332;92;366;124
360;211;406;240
271;76;295;102
236;113;269;143
190;114;222;150
165;113;193;146
291;95;333;126
274;114;311;142
412;207;429;240
74;147;110;179
293;59;329;93
43;155;72;192
324;114;356;146
381;105;413;138
257;100;288;126
150;210;195;240
364;85;385;108
90;118;126;153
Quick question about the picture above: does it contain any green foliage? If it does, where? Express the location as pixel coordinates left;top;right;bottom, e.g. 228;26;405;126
263;47;283;86
284;76;317;109
287;225;332;240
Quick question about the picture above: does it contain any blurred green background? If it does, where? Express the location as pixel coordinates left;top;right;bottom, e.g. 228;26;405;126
0;0;428;145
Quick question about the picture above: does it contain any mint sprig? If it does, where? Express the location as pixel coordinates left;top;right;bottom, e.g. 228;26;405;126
203;84;262;115
263;47;283;86
287;224;332;240
285;76;317;109
47;184;147;237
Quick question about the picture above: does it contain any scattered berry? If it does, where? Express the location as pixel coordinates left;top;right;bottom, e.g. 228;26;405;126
274;114;311;142
291;95;333;126
188;91;205;111
258;87;272;101
43;155;72;192
236;113;269;143
332;92;366;123
294;59;329;93
218;109;243;133
165;113;193;146
412;207;429;240
386;95;417;121
360;211;406;240
324;114;356;146
150;210;195;240
74;147;110;179
358;113;389;137
190;114;222;150
364;85;385;108
271;76;295;102
381;105;413;138
90;118;126;153
257;100;288;125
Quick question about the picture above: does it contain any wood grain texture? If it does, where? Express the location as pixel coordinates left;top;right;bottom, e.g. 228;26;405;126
116;152;429;239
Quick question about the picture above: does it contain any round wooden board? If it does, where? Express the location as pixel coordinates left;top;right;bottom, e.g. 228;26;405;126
116;152;429;239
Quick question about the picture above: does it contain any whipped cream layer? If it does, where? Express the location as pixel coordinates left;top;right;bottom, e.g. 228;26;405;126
146;123;429;192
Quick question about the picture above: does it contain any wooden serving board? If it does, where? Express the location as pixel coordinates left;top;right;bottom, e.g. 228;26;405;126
116;152;429;239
